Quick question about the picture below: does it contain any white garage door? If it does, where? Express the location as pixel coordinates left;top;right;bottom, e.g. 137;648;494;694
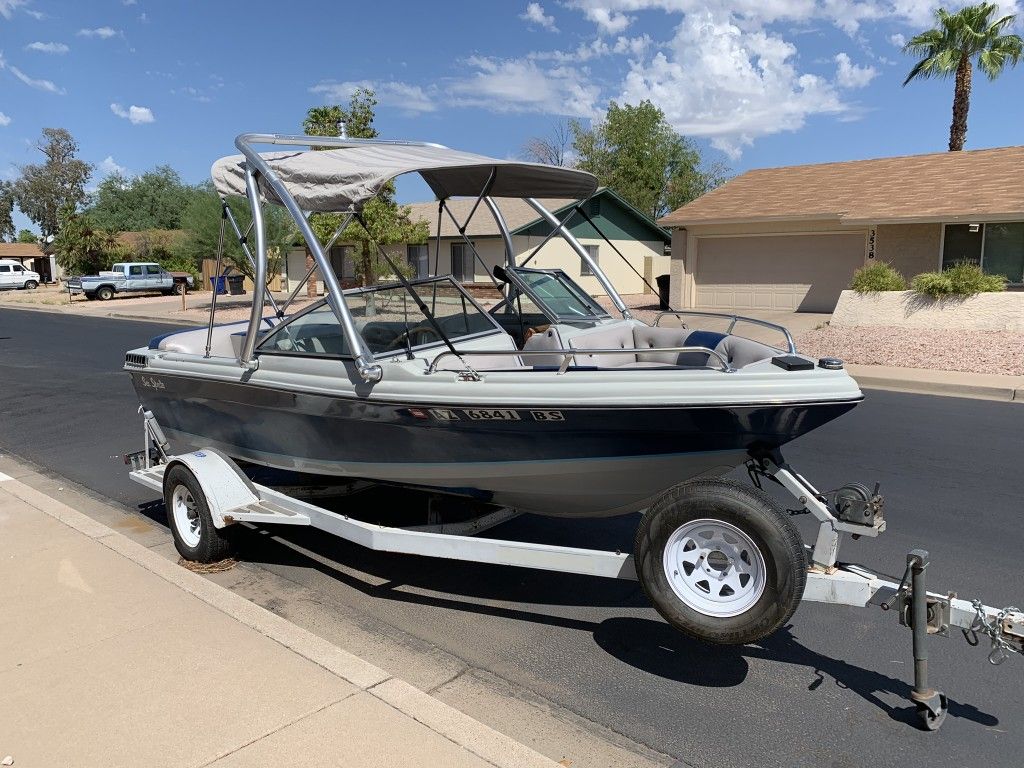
695;233;866;312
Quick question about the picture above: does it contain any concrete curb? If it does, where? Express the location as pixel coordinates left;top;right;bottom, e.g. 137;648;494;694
848;370;1023;403
0;471;558;768
0;302;206;327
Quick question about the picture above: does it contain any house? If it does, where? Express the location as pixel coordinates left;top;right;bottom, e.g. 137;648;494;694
282;188;671;297
0;242;58;284
658;145;1024;313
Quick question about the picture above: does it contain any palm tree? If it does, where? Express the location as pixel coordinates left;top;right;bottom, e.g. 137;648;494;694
903;3;1022;151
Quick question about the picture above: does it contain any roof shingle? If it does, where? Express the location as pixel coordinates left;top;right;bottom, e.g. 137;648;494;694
658;145;1024;228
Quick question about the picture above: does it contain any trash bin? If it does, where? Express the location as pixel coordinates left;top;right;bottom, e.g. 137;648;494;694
655;273;671;311
209;276;227;295
226;274;246;295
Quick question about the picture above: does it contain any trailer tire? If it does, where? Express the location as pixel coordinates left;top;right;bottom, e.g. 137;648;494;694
164;464;234;563
96;286;114;301
635;478;806;645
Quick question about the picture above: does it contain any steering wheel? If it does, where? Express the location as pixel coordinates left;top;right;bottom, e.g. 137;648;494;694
384;325;442;351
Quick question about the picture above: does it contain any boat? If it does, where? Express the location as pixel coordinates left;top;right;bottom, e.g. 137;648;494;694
125;133;863;519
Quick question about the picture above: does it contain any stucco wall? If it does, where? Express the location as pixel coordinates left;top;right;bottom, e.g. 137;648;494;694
514;235;663;295
831;289;1024;330
874;223;941;279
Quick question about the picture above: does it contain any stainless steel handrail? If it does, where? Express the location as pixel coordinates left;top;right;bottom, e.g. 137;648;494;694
653;310;796;354
427;346;734;375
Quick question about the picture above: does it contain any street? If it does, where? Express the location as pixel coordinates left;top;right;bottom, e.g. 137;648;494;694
1;306;1022;768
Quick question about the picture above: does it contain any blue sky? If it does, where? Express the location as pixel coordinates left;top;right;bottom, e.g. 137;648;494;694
2;0;1023;232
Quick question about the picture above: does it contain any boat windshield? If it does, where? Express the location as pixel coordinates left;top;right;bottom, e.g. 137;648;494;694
502;267;610;322
258;277;502;358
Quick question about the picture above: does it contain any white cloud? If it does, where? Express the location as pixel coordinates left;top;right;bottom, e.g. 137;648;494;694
583;7;633;34
0;0;27;19
521;2;559;31
834;52;878;88
889;32;906;47
0;51;65;94
0;111;10;126
25;41;69;54
123;0;137;5
98;155;128;176
618;9;845;158
310;80;438;114
448;56;601;117
77;27;119;39
110;103;155;124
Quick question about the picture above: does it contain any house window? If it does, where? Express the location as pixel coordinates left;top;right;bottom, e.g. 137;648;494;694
407;244;429;278
330;245;356;280
984;223;1024;284
451;243;472;282
942;222;1024;283
580;244;598;277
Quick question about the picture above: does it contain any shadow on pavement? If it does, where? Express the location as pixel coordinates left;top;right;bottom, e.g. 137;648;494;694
593;617;998;728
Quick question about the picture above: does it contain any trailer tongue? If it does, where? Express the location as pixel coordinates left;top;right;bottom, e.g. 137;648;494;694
127;409;1021;731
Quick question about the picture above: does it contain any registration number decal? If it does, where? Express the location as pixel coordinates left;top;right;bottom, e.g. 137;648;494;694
464;409;521;421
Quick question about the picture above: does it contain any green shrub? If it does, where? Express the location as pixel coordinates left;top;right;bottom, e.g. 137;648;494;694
944;261;1007;294
850;261;907;292
911;261;1007;298
910;271;953;298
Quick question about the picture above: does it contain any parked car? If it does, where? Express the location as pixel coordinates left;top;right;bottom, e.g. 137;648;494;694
66;262;195;301
0;259;40;290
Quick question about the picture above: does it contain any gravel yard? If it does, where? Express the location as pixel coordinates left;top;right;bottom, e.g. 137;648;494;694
796;325;1024;376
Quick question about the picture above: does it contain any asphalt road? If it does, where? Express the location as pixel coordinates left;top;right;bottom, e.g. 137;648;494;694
2;306;1022;767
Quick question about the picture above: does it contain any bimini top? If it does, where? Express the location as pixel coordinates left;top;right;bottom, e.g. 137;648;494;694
211;143;598;212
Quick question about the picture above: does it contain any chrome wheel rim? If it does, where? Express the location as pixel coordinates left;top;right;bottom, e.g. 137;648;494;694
171;485;201;548
663;518;766;618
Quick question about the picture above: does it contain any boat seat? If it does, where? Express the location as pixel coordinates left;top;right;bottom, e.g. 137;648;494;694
522;323;777;370
430;333;523;371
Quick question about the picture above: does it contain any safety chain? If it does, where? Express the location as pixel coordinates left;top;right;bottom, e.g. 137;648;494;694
963;600;1023;665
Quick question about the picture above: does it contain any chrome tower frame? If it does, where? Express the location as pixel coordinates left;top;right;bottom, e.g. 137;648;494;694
217;133;632;384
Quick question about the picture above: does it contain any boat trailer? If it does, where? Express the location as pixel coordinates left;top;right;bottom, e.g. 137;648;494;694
127;410;1021;731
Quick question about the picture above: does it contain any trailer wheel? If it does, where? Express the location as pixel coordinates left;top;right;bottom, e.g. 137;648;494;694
96;286;114;301
635;479;806;645
164;464;234;563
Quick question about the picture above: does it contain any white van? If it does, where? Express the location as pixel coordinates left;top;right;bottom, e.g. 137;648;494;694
0;259;40;290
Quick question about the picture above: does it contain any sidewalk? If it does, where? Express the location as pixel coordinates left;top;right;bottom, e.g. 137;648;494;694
0;473;557;768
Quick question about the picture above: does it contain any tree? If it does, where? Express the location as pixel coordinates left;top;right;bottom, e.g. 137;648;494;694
903;3;1022;151
53;205;124;275
570;101;728;219
174;182;298;285
302;88;427;287
12;128;92;242
522;120;573;166
0;182;14;242
87;166;197;231
17;229;38;243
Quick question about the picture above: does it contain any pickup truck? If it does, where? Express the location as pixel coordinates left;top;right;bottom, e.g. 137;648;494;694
67;262;195;301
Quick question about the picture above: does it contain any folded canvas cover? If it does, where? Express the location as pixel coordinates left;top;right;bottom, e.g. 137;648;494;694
212;144;597;212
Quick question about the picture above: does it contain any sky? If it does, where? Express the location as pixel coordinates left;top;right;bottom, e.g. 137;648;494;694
2;0;1023;233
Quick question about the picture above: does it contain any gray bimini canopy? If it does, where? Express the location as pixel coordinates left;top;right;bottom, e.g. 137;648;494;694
211;143;598;212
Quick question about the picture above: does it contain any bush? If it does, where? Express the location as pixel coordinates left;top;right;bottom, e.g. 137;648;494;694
850;261;907;292
911;261;1007;298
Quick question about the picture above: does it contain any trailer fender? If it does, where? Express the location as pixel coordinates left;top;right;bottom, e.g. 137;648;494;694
162;448;259;528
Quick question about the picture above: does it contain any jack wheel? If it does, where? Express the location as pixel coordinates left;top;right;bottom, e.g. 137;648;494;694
916;692;948;731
